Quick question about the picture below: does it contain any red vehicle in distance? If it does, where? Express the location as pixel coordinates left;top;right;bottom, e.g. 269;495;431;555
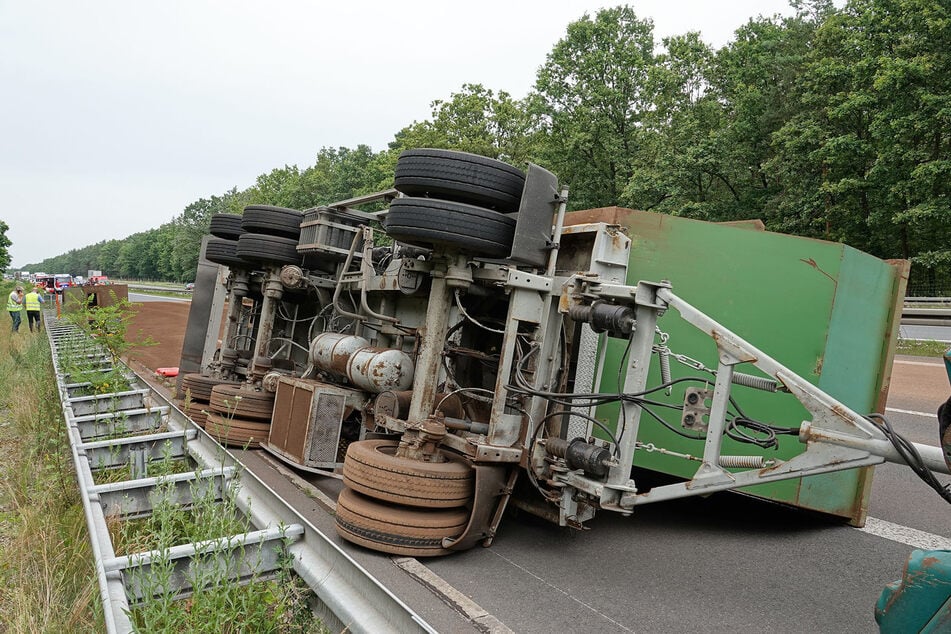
35;274;74;294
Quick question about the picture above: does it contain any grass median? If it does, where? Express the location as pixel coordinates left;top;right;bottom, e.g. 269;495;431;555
0;304;102;632
0;283;326;632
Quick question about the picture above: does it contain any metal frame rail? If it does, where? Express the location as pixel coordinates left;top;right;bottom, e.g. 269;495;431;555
44;311;435;634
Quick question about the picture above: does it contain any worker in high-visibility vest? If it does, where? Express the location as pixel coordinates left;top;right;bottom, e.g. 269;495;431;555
24;286;45;333
7;285;24;333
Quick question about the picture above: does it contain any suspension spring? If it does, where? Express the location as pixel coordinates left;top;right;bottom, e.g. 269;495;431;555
720;455;771;469
731;373;779;393
657;346;672;395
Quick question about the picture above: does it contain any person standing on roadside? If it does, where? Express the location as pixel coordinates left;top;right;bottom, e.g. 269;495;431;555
7;285;24;332
24;285;45;333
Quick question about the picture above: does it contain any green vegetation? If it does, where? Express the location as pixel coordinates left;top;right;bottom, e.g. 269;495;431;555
0;221;11;272
0;281;324;631
112;475;324;633
64;291;154;365
0;284;101;632
20;1;951;293
896;339;950;358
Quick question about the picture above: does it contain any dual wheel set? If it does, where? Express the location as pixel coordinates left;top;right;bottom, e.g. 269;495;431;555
179;374;275;448
181;203;307;445
384;148;527;258
335;149;529;555
184;150;532;553
205;204;305;269
336;439;475;557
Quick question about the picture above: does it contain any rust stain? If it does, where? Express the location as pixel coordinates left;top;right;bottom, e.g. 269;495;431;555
799;257;838;289
814;355;824;376
830;404;852;423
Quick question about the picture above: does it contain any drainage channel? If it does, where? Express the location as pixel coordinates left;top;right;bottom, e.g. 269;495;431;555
45;312;435;633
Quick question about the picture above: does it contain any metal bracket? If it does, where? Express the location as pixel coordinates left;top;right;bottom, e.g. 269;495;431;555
443;465;516;551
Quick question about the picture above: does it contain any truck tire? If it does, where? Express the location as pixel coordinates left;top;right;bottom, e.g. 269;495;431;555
335;487;468;557
209;384;275;421
209;213;244;240
394;149;525;212
241;205;304;239
342;439;473;508
181;373;236;402
204;237;249;269
205;412;270;448
183;402;209;428
236;233;301;266
384;198;516;258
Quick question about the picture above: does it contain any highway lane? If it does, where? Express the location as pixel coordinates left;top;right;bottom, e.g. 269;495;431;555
899;324;951;342
129;291;190;303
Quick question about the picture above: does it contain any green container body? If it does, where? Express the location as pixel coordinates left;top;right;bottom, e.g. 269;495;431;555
567;208;907;522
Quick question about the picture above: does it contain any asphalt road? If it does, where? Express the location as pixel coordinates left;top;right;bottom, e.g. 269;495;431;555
899;324;951;342
129;291;190;303
274;355;950;634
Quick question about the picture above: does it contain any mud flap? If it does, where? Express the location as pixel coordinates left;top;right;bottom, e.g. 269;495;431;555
443;465;518;551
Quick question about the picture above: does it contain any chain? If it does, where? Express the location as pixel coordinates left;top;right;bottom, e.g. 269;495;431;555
653;326;713;374
636;442;702;462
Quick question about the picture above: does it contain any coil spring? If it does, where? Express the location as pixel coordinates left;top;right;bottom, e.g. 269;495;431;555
720;455;766;469
658;346;672;395
731;372;778;392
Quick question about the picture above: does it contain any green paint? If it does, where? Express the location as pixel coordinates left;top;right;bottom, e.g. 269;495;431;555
589;210;903;521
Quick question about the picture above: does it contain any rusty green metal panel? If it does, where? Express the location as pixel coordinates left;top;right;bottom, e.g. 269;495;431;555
875;549;951;632
574;208;905;522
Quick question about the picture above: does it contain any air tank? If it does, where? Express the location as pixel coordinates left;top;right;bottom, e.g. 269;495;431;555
309;333;414;393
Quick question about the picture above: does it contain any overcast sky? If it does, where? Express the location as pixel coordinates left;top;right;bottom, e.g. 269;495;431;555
1;0;804;269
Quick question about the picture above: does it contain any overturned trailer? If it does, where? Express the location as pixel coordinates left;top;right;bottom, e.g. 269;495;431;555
178;149;950;558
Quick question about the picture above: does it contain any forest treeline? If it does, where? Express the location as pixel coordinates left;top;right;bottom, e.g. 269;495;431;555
24;0;951;293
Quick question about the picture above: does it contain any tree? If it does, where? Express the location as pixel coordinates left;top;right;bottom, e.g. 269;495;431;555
0;220;11;272
706;10;823;227
768;0;951;289
621;32;727;218
532;6;659;210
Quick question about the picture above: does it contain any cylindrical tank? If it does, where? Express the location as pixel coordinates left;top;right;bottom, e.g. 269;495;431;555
310;333;414;393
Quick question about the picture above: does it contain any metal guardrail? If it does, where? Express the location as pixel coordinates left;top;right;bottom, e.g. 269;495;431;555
124;283;191;294
901;306;951;326
45;310;434;633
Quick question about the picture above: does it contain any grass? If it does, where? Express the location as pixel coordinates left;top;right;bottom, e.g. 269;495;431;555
0;313;102;631
896;339;950;358
110;474;326;632
0;285;328;632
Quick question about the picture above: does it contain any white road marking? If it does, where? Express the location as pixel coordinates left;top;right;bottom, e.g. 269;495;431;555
893;359;944;367
858;517;951;551
885;407;938;419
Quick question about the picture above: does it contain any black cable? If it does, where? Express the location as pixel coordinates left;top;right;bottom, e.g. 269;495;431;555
615;334;635;448
535;410;622;456
509;342;800;450
726;417;779;449
866;414;951;505
636;402;707;440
